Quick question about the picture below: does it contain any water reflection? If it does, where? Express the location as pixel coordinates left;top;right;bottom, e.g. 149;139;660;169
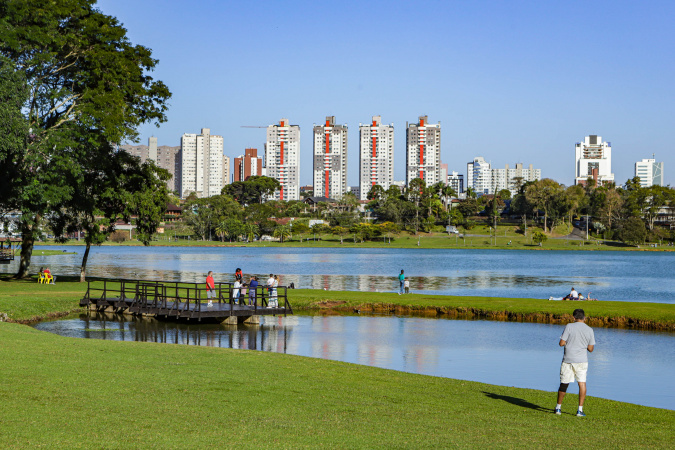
34;312;675;410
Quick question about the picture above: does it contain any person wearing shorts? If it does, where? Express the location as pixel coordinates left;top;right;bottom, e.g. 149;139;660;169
555;308;595;417
206;271;216;307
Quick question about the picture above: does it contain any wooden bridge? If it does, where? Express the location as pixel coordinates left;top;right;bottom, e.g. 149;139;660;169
80;279;293;323
0;241;15;264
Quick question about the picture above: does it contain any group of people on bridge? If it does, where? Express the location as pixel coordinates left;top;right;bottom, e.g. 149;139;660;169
205;268;280;308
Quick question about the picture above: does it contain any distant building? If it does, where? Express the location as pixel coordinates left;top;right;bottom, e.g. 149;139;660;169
447;171;464;194
120;138;180;193
466;157;492;195
177;128;224;199
406;115;441;186
359;116;394;200
266;118;300;201
222;155;231;187
349;186;360;199
234;148;262;182
440;163;449;186
313;116;348;198
575;135;614;186
467;158;541;196
635;158;664;188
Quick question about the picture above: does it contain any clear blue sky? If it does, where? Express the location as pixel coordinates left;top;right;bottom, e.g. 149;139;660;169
98;0;674;187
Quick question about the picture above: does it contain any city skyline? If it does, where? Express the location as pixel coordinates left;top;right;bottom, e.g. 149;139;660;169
99;0;674;187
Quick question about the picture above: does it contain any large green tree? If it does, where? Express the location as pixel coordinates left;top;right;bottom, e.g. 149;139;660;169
0;0;171;278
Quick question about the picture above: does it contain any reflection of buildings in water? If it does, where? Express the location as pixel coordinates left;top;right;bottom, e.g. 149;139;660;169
356;317;393;367
402;346;439;374
309;316;346;360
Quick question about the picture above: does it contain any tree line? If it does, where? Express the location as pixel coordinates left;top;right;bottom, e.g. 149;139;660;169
0;0;172;281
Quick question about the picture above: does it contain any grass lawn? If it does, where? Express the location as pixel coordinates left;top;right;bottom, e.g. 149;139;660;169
2;276;674;331
35;225;674;251
0;321;673;448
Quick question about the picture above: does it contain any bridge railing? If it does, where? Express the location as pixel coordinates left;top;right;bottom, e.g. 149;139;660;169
83;279;291;315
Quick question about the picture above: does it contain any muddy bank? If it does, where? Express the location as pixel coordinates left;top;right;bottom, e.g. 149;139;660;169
1;309;80;325
304;301;674;331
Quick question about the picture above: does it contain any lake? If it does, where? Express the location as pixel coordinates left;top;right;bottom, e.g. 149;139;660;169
6;246;675;303
34;312;675;411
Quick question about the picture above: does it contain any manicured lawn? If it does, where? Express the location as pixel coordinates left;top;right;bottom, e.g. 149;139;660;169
0;321;673;448
35;227;673;251
2;276;674;330
291;290;675;330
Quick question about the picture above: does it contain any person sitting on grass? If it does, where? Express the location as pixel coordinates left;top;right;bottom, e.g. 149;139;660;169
564;287;579;301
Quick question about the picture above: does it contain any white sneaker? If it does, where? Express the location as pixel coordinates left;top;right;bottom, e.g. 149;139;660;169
207;302;213;307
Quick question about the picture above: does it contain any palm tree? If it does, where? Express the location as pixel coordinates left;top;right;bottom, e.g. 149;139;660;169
243;223;259;242
273;224;291;243
214;220;227;242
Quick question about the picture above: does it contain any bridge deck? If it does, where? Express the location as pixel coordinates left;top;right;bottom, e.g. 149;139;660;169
80;279;293;322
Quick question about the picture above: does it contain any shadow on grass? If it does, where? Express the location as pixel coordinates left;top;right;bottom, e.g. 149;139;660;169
482;391;550;412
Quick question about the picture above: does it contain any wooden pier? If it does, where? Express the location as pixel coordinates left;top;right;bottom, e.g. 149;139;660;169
80;279;293;323
0;241;15;264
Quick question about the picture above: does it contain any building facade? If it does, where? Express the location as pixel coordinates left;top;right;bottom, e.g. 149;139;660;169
120;138;180;193
265;118;300;201
222;155;231;187
358;116;394;200
635;158;664;187
575;135;614;186
466;157;492;195
178;128;224;198
406;115;441;186
234;148;263;182
313;116;348;198
447;171;464;194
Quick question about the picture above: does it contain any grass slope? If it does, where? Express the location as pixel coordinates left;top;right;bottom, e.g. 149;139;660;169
0;322;673;448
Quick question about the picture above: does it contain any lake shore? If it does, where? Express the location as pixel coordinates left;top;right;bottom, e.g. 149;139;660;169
32;233;675;252
2;276;674;331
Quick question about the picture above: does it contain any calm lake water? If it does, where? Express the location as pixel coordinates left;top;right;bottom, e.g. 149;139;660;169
6;246;675;303
34;312;675;411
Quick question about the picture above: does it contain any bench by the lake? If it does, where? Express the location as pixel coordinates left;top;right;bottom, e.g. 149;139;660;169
80;279;293;324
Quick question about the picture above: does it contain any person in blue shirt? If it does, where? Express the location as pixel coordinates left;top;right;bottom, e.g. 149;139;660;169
398;270;405;295
248;276;259;307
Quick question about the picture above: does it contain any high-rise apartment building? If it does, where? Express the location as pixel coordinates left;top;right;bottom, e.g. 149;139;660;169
313;116;348;199
448;171;464;194
466;157;492;195
635;158;664;188
575;135;614;186
265;118;300;201
359;116;394;200
120;138;180;193
234;148;263;182
406;115;441;186
178;128;224;198
222;156;231;187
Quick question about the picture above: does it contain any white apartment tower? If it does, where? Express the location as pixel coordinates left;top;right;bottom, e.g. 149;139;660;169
406;115;441;186
466;157;492;195
575;135;614;186
178;128;224;198
635;158;664;188
359;116;394;200
265;118;300;201
313;116;348;198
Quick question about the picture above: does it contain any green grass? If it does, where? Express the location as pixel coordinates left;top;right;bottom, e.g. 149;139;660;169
2;276;674;330
0;321;673;448
23;249;77;256
36;227;673;251
291;289;675;330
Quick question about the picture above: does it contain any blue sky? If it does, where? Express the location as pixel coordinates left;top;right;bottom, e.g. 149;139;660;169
98;0;674;187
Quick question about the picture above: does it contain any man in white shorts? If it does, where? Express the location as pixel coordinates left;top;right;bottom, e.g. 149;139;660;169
555;308;595;417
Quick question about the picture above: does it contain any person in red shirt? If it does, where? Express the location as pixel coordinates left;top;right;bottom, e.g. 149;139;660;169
206;271;215;307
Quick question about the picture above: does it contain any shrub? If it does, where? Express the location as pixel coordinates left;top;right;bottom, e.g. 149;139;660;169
109;230;128;243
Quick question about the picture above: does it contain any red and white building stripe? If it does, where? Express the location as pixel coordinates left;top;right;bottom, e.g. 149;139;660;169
359;115;394;200
313;116;347;198
265;118;300;201
406;115;441;187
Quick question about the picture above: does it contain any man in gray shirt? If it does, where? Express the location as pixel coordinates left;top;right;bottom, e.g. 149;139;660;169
555;308;595;417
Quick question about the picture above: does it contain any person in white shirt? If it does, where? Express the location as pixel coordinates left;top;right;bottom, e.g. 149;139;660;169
232;280;241;304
